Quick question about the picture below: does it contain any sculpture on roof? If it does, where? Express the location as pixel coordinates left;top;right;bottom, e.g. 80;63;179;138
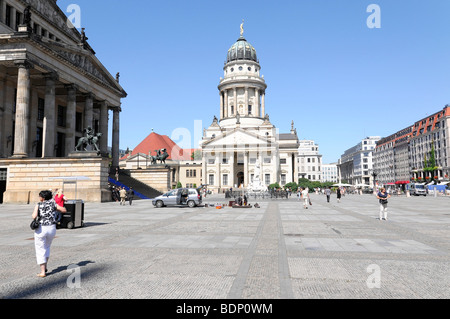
240;19;244;37
23;6;32;28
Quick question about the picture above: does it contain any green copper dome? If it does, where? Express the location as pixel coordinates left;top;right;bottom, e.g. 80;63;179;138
227;36;258;63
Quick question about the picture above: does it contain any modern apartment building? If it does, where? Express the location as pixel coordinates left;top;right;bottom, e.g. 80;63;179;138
321;163;338;183
373;106;450;186
298;140;322;181
338;137;381;185
373;126;413;185
409;106;450;181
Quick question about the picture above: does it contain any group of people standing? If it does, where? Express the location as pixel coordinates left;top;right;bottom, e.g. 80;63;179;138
297;186;392;221
109;184;135;205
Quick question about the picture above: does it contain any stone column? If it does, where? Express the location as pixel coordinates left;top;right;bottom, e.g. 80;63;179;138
244;151;249;187
255;88;260;117
261;91;266;118
111;107;121;169
12;60;32;158
84;93;94;130
230;152;235;187
219;92;224;120
202;154;207;186
99;100;108;154
216;153;221;192
42;73;57;158
224;90;228;118
65;84;77;154
0;75;5;157
244;87;248;115
233;87;237;115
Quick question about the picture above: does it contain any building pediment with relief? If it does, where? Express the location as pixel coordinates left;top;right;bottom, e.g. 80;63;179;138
202;128;274;150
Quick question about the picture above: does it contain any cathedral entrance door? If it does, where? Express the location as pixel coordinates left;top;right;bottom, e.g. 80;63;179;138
237;172;244;187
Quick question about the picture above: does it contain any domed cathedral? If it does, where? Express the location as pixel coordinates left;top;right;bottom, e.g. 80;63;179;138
201;22;299;193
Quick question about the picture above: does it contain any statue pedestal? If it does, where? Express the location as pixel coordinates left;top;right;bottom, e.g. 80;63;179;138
69;151;101;158
0;155;111;204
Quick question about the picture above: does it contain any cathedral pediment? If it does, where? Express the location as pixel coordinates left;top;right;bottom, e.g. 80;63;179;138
202;128;272;149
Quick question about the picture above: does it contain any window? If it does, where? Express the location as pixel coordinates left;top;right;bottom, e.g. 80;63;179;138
208;158;215;165
248;105;252;115
281;174;286;185
208;174;214;186
265;174;270;185
280;158;287;164
223;174;228;186
264;157;271;164
222;158;228;164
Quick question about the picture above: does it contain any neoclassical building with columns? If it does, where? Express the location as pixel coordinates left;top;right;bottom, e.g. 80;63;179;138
0;0;127;203
201;27;299;193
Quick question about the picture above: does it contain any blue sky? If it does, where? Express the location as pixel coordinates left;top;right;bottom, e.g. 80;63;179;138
59;0;450;164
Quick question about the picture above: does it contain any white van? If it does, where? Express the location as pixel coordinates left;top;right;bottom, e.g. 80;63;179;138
410;183;427;196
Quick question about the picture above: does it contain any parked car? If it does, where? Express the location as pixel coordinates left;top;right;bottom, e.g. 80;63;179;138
152;188;202;208
410;183;427;196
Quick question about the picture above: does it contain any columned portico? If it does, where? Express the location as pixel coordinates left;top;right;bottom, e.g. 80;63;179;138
0;0;127;203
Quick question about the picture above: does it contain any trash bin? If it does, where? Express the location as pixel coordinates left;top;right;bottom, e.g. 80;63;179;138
59;200;84;229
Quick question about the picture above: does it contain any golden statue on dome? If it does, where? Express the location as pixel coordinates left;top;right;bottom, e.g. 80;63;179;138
240;19;244;37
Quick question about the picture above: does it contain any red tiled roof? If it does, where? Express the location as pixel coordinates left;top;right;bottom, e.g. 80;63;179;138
121;132;198;161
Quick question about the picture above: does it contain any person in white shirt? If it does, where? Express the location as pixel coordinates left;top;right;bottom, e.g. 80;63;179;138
301;187;310;209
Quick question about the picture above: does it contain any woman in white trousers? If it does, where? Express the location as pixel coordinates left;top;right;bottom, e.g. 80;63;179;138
32;190;66;278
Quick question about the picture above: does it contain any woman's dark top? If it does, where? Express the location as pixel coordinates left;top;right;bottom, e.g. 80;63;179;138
37;199;59;226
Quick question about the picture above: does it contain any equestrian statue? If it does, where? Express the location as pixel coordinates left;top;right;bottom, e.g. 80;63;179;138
75;126;102;152
150;149;169;165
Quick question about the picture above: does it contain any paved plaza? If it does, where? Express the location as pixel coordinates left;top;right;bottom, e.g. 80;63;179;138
0;193;449;299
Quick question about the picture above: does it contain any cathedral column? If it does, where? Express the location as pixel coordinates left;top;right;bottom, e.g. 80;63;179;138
111;106;121;169
233;87;237;115
219;92;224;120
12;60;33;158
84;93;94;130
0;75;6;157
42;73;58;158
65;84;77;154
255;88;260;117
261;91;266;117
244;151;249;187
224;90;229;118
244;87;248;115
202;155;207;186
99;100;109;153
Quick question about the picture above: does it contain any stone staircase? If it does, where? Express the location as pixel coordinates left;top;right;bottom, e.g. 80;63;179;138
109;170;162;200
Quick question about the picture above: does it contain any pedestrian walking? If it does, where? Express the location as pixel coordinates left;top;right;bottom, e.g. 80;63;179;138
377;187;391;220
127;187;135;205
325;187;331;203
301;187;310;209
119;187;127;205
337;187;342;203
32;190;67;278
